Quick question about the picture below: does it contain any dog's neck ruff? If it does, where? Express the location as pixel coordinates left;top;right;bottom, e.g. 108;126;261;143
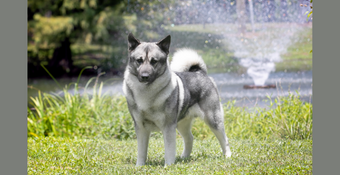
123;68;184;118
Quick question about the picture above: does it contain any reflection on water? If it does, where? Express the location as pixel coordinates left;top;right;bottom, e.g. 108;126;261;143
211;71;312;108
28;71;312;108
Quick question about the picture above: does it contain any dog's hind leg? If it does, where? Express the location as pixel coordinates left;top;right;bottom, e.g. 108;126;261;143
208;125;232;158
202;104;232;158
135;127;151;166
177;116;194;158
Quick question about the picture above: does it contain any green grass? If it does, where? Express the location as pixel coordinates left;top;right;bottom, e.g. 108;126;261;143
28;137;312;174
166;23;238;34
281;27;313;61
167;23;312;72
276;27;312;72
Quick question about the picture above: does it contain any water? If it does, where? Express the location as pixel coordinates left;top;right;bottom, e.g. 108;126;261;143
103;71;313;108
212;71;312;108
28;70;312;108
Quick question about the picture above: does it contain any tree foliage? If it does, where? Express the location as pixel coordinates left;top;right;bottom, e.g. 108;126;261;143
27;0;177;78
28;0;125;52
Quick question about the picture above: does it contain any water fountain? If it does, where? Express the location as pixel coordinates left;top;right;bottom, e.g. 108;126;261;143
222;0;311;90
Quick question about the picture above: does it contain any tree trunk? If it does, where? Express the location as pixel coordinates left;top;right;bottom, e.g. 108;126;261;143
48;38;74;77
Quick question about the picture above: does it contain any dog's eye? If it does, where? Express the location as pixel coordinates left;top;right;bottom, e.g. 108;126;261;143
150;59;157;65
136;58;143;64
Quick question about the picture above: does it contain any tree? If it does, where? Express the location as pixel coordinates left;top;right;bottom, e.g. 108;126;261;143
28;0;179;78
28;0;125;77
123;0;176;40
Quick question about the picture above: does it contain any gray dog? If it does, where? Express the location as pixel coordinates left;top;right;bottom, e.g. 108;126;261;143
123;33;232;166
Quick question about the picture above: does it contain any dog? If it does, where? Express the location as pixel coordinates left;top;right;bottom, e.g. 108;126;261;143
123;33;232;166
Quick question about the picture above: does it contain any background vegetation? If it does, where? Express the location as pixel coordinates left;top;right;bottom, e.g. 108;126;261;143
28;0;312;78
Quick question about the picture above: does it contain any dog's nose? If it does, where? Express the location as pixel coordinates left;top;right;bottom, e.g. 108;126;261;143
141;73;149;81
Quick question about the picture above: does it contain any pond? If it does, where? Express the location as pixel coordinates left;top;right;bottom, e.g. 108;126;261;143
28;68;312;109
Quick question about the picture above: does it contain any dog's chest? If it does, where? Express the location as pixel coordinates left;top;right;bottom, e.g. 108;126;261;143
127;81;175;111
123;71;180;130
133;92;163;110
126;86;176;131
131;107;167;131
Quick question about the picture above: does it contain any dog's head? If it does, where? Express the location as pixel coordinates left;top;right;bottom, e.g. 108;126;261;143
127;33;171;84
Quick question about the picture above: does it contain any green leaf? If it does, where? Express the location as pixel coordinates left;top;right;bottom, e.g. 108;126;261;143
307;11;313;18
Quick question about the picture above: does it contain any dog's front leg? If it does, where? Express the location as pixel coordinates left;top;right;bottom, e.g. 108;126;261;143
135;126;150;166
162;124;177;166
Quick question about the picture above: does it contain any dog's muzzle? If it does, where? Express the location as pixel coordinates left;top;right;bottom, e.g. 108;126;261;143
140;72;150;82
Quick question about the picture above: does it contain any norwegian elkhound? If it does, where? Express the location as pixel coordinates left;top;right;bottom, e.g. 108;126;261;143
123;33;232;166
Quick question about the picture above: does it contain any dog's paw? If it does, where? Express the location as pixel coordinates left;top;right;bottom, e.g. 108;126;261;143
181;152;191;159
225;147;232;158
136;162;146;166
226;151;232;158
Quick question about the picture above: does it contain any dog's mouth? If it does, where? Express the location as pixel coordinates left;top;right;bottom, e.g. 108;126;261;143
138;77;151;84
139;80;149;84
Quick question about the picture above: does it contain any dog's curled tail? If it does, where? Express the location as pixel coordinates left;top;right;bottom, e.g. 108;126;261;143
170;48;207;74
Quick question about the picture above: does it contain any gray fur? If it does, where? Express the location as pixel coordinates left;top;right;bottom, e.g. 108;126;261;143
123;33;231;166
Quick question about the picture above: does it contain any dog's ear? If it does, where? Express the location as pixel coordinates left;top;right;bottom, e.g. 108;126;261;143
128;33;141;51
156;35;171;55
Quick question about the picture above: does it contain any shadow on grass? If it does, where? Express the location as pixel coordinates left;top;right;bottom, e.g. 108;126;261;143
125;153;226;167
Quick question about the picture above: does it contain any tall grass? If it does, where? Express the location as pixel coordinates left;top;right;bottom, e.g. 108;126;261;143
28;75;312;140
225;94;312;140
28;71;134;139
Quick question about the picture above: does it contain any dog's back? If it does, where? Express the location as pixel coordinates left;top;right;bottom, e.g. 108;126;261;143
169;48;231;162
170;49;221;122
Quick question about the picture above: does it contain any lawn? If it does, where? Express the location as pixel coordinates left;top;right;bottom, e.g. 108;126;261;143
28;137;312;174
